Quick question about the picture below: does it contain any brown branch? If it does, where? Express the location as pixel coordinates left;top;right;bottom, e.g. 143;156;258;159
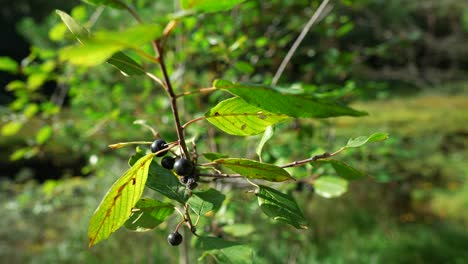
155;42;191;159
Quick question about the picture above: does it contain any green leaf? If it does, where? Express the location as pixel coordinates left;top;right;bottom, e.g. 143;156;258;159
1;121;23;136
107;52;145;76
195;236;254;264
256;125;275;158
214;158;293;182
88;153;154;247
206;97;289;136
346;132;389;148
214;80;367;118
0;56;19;74
128;146;145;167
124;198;174;232
36;126;52;144
188;188;225;216
313;159;365;180
82;0;127;9
203;152;228;161
93;25;162;48
314;176;348;198
222;224;254;237
57;10;144;75
56;10;90;42
257;185;307;229
180;0;245;13
146;161;187;204
60;24;162;66
60;42;122;66
6;80;25;91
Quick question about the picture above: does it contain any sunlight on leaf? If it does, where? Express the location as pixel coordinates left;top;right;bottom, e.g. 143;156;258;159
206;97;289;136
88;153;154;247
346;132;389;148
214;79;367;118
314;176;348;198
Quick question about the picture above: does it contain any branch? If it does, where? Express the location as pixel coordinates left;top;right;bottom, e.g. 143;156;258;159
271;0;331;85
155;42;191;159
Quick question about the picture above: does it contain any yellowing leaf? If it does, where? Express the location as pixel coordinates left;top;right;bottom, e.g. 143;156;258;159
88;153;154;247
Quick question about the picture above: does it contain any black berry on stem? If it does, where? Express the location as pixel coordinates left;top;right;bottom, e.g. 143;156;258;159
161;156;175;170
167;231;183;246
174;158;194;176
150;139;168;157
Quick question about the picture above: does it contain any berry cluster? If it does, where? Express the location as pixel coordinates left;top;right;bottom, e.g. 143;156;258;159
150;139;197;190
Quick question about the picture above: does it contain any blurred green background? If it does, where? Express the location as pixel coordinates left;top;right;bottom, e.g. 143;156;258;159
1;0;467;263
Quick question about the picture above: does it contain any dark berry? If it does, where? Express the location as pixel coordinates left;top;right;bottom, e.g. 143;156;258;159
167;231;183;246
161;156;175;170
174;158;194;176
150;139;168;157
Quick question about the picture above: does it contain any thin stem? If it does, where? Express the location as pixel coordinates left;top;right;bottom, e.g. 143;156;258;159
155;42;191;159
145;72;165;90
196;173;243;178
281;152;332;168
271;0;331;85
182;116;207;129
175;87;217;98
108;141;153;150
134;48;161;64
119;0;144;24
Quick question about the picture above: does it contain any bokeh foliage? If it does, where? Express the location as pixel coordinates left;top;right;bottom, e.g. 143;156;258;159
1;0;468;262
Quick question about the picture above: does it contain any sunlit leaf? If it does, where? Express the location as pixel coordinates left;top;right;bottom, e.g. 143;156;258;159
188;188;225;216
214;80;367;118
56;10;90;42
256;125;275;158
314;176;348;198
36;125;52;144
180;0;245;13
0;56;19;74
313;159;365;180
195;236;254;264
82;0;126;9
88;153;154;247
346;132;389;148
60;41;122;66
223;224;254;237
257;185;307;229
205;97;289;136
57;10;144;75
1;121;23;136
214;158;294;182
60;24;162;66
124;198;174;232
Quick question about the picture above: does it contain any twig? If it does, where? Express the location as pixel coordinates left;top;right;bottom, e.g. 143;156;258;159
281;152;331;168
196;173;243;178
271;0;331;85
182;116;207;129
155;42;191;159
